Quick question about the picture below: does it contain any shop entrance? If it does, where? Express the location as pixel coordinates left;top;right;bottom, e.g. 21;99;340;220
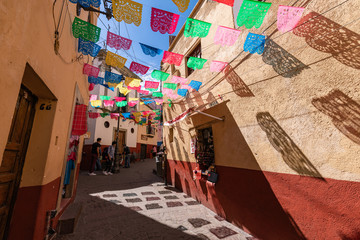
0;86;37;239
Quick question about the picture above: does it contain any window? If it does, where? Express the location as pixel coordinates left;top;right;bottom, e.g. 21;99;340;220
169;128;174;143
196;127;214;171
146;125;155;135
104;121;110;128
186;42;202;77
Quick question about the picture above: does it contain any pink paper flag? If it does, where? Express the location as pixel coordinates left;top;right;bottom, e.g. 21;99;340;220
145;81;160;89
128;101;138;107
162;51;184;66
210;60;228;72
163;88;174;95
127;86;141;91
129;61;150;75
155;99;164;104
89;95;97;101
213;0;234;7
150;8;180;34
171;76;188;84
103;100;115;107
107;31;132;50
214;26;241;46
83;63;99;77
181;85;192;90
277;6;305;33
138;90;150;95
114;97;126;102
88;112;100;119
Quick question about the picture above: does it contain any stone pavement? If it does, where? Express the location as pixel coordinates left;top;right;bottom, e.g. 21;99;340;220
56;159;253;240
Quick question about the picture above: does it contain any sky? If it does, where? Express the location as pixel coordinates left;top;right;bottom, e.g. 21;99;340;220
96;0;198;83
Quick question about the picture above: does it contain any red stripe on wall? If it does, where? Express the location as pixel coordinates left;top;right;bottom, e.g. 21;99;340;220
166;159;360;240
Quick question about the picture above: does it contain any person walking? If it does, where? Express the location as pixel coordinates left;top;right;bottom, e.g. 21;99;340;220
152;146;157;159
103;141;116;175
123;144;130;168
89;138;101;176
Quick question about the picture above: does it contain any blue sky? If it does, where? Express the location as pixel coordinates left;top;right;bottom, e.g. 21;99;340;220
96;0;198;81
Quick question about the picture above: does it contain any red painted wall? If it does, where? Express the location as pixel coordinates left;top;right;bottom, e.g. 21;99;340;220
167;159;360;240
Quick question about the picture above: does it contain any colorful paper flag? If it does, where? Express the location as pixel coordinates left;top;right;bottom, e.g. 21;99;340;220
162;51;184;66
187;57;207;70
113;0;143;26
78;38;101;57
72;17;101;42
171;0;190;12
236;0;271;29
129;61;150;75
277;6;305;33
184;18;211;38
105;51;127;69
107;31;132;50
177;89;188;97
139;43;163;57
210;60;228;72
188;80;202;91
83;64;99;77
214;26;241;46
151;70;170;81
164;83;177;90
244;32;266;54
105;71;123;84
150;8;179;34
171;76;188;84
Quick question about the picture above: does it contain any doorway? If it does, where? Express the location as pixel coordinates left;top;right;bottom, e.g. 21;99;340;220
0;86;37;239
113;129;126;153
140;144;147;160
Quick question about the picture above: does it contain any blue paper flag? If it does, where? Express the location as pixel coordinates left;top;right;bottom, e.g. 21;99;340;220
188;80;202;91
244;33;266;55
122;113;131;119
88;76;104;85
141;98;153;101
177;89;188;97
105;71;123;84
100;84;114;91
144;100;155;104
78;38;101;57
69;0;100;8
140;43;163;57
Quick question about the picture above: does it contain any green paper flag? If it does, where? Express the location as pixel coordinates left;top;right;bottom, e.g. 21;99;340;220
163;83;177;90
151;70;170;81
187;57;207;70
72;17;101;42
100;96;112;100
153;92;163;97
236;0;271;29
184;18;212;38
100;112;110;118
168;99;172;107
116;101;128;107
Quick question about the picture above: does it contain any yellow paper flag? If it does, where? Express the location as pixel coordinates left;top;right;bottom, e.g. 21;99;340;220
106;51;127;69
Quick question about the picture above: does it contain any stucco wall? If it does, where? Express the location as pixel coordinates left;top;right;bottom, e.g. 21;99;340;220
163;0;360;239
136;104;160;146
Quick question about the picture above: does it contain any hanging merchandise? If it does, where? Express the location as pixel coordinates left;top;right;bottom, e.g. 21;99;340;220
277;6;305;33
244;32;266;54
188;80;202;91
130;61;150;75
128;101;138;107
138;90;150;95
214;26;241;46
151;70;170;81
78;38;101;57
213;0;234;7
171;0;190;13
164;83;177;90
162;51;184;66
88;112;100;118
210;60;228;72
105;71;123;84
103;100;115;107
89;95;97;101
117;83;131;95
139;43;163;57
145;81;160;90
88;76;104;85
100;96;111;100
90;100;102;108
125;77;141;87
177;88;188;97
83;63;100;77
114;97;127;102
171;76;188;84
111;113;120;120
72;17;101;42
151;8;180;34
106;51;127;69
116;101;128;107
100;112;110;118
72;104;88;135
187;57;207;70
69;0;101;8
184;18;212;38
236;0;271;29
113;0;143;26
152;92;164;97
107;31;132;50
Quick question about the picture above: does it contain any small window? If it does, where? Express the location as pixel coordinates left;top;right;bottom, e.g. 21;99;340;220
131;128;135;133
104;121;110;128
169;128;174;143
196;127;214;171
186;42;202;77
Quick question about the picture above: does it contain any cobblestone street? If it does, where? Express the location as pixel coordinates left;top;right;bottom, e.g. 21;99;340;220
56;159;252;240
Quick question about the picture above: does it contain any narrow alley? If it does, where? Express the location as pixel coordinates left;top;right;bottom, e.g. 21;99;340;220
55;159;252;240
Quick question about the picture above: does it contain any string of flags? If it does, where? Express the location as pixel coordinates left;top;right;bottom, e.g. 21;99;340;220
69;0;307;101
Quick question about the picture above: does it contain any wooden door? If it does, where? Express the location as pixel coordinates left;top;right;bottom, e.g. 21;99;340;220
140;144;147;160
113;130;126;154
0;86;37;239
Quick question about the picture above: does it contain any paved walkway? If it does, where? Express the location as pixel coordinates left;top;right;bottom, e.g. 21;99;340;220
56;159;252;240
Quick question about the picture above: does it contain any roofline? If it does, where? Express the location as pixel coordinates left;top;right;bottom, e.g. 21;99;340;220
168;0;205;52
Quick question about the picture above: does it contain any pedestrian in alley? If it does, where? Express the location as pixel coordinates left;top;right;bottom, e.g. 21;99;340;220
152;145;157;159
123;144;130;168
103;141;116;175
89;138;101;176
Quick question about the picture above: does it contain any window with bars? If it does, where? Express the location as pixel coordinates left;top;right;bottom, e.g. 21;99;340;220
186;43;202;77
